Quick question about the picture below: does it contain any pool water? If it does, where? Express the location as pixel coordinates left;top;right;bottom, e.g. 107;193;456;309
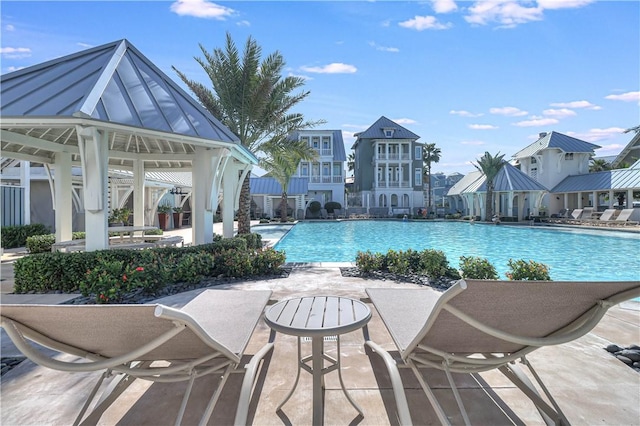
273;221;640;282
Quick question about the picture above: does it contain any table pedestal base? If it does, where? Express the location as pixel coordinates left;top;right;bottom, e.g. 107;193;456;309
277;335;363;425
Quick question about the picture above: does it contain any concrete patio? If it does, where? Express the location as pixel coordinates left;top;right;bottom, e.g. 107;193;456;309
1;226;639;425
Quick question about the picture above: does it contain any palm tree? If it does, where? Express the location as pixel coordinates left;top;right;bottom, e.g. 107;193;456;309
422;143;441;214
474;152;505;221
173;32;323;234
347;152;355;176
260;138;317;222
590;158;612;172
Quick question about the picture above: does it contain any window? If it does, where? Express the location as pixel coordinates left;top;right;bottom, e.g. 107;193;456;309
415;146;421;160
301;164;308;176
384;128;394;138
565;153;574;160
322;136;331;149
531;157;537;164
301;136;310;146
312;136;320;149
415;168;422;186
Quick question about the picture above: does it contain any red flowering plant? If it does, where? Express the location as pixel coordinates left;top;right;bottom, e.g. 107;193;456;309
80;259;127;304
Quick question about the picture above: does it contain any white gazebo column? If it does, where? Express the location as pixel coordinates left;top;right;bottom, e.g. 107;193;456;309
192;147;229;245
563;193;569;209
19;161;31;225
507;192;514;218
627;189;634;208
222;162;239;238
591;191;598;209
53;153;73;242
577;192;584;209
132;160;145;226
78;126;109;251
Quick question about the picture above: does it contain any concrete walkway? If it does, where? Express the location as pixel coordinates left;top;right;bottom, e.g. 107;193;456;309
1;226;639;425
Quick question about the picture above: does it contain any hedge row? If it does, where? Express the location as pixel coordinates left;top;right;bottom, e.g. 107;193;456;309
1;223;49;248
356;249;551;281
14;233;285;303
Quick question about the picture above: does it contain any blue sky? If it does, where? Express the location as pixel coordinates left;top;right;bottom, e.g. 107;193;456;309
1;0;638;175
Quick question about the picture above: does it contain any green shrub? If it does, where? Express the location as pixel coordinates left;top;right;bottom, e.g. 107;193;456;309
355;251;385;273
324;201;342;213
252;248;286;275
308;201;321;213
237;232;263;250
26;232;86;254
174;252;215;284
80;259;128;303
418;249;456;279
144;228;163;236
386;250;410;275
459;256;498;279
505;259;551;281
1;223;49;248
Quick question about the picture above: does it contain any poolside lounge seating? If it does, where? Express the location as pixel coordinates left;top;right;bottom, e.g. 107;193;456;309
320;208;329;219
607;208;639;226
334;208;346;219
364;280;640;425
579;208;617;225
0;289;274;426
549;208;583;224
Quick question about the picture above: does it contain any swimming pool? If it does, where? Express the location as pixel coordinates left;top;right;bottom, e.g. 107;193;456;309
272;221;640;282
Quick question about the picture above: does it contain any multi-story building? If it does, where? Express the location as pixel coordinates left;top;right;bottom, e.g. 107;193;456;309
352;116;424;214
291;130;347;207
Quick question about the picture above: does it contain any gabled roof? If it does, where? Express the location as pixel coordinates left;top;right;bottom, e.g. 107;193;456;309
354;116;420;141
462;162;548;193
447;170;482;196
512;131;600;159
289;130;347;161
611;128;640;168
250;177;309;195
0;39;239;144
551;166;640;193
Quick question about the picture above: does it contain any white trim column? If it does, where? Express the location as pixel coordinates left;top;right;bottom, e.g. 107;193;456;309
77;126;109;251
222;160;241;238
53;153;72;242
133;160;145;226
19;161;31;225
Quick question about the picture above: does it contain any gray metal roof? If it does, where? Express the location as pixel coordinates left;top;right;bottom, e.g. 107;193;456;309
354;116;420;141
551;166;640;193
462;162;548;193
289;130;347;161
612;129;640;168
0;39;239;144
250;177;309;195
512;131;600;159
447;170;482;196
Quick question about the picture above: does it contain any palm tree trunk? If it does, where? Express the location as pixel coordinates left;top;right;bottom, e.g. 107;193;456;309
237;175;251;234
280;192;287;223
485;186;493;221
427;167;432;214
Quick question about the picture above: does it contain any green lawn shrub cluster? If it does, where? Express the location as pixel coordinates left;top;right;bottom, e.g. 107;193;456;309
1;223;49;248
356;250;551;281
356;249;461;279
324;201;342;214
26;232;86;254
14;234;286;303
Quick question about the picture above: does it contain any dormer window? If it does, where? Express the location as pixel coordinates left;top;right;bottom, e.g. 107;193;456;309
565;153;574;160
531;157;537;164
383;128;395;138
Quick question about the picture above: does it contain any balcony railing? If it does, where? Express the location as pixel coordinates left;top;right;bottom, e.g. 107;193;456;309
375;181;411;188
374;154;411;161
308;176;344;184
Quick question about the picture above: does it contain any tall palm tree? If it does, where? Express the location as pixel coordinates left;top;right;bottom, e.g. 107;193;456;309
474;152;505;221
589;158;612;172
422;143;441;214
260;138;317;222
347;152;355;176
173;32;323;234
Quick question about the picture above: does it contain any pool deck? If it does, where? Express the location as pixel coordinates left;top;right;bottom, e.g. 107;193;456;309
1;223;639;425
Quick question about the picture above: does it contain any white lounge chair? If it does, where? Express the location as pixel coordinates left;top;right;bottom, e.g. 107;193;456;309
607;208;639;226
364;280;640;425
0;289;274;426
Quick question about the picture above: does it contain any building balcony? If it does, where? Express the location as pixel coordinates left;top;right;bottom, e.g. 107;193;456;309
375;181;411;188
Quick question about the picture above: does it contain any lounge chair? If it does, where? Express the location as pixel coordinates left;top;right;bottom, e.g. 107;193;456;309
549;208;583;224
364;280;640;425
607;208;639;226
580;208;617;225
0;289;274;426
320;208;329;219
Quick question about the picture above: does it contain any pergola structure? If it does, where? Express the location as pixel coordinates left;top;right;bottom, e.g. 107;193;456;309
0;39;256;250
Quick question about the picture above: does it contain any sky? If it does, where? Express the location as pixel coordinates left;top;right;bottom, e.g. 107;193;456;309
1;0;639;175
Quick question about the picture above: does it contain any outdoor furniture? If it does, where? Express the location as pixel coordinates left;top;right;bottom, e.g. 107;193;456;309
607;208;639;226
364;280;640;426
264;296;372;425
153;235;185;247
0;289;275;426
108;225;159;241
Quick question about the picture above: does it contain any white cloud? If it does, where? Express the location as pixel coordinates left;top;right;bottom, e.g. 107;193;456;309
465;1;543;27
513;117;559;127
0;47;31;59
368;42;399;53
5;24;15;31
169;0;235;19
450;110;483;117
288;71;312;81
549;100;601;110
594;143;625;155
399;15;452;31
469;124;498;130
542;108;577;118
77;42;93;48
431;0;458;13
489;106;528;116
605;91;640;102
537;0;594;10
236;20;250;27
460;140;486;145
300;63;357;74
7;66;23;72
394;118;417;125
566;127;627;142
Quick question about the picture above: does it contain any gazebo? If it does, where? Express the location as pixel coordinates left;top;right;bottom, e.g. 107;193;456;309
1;39;256;250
